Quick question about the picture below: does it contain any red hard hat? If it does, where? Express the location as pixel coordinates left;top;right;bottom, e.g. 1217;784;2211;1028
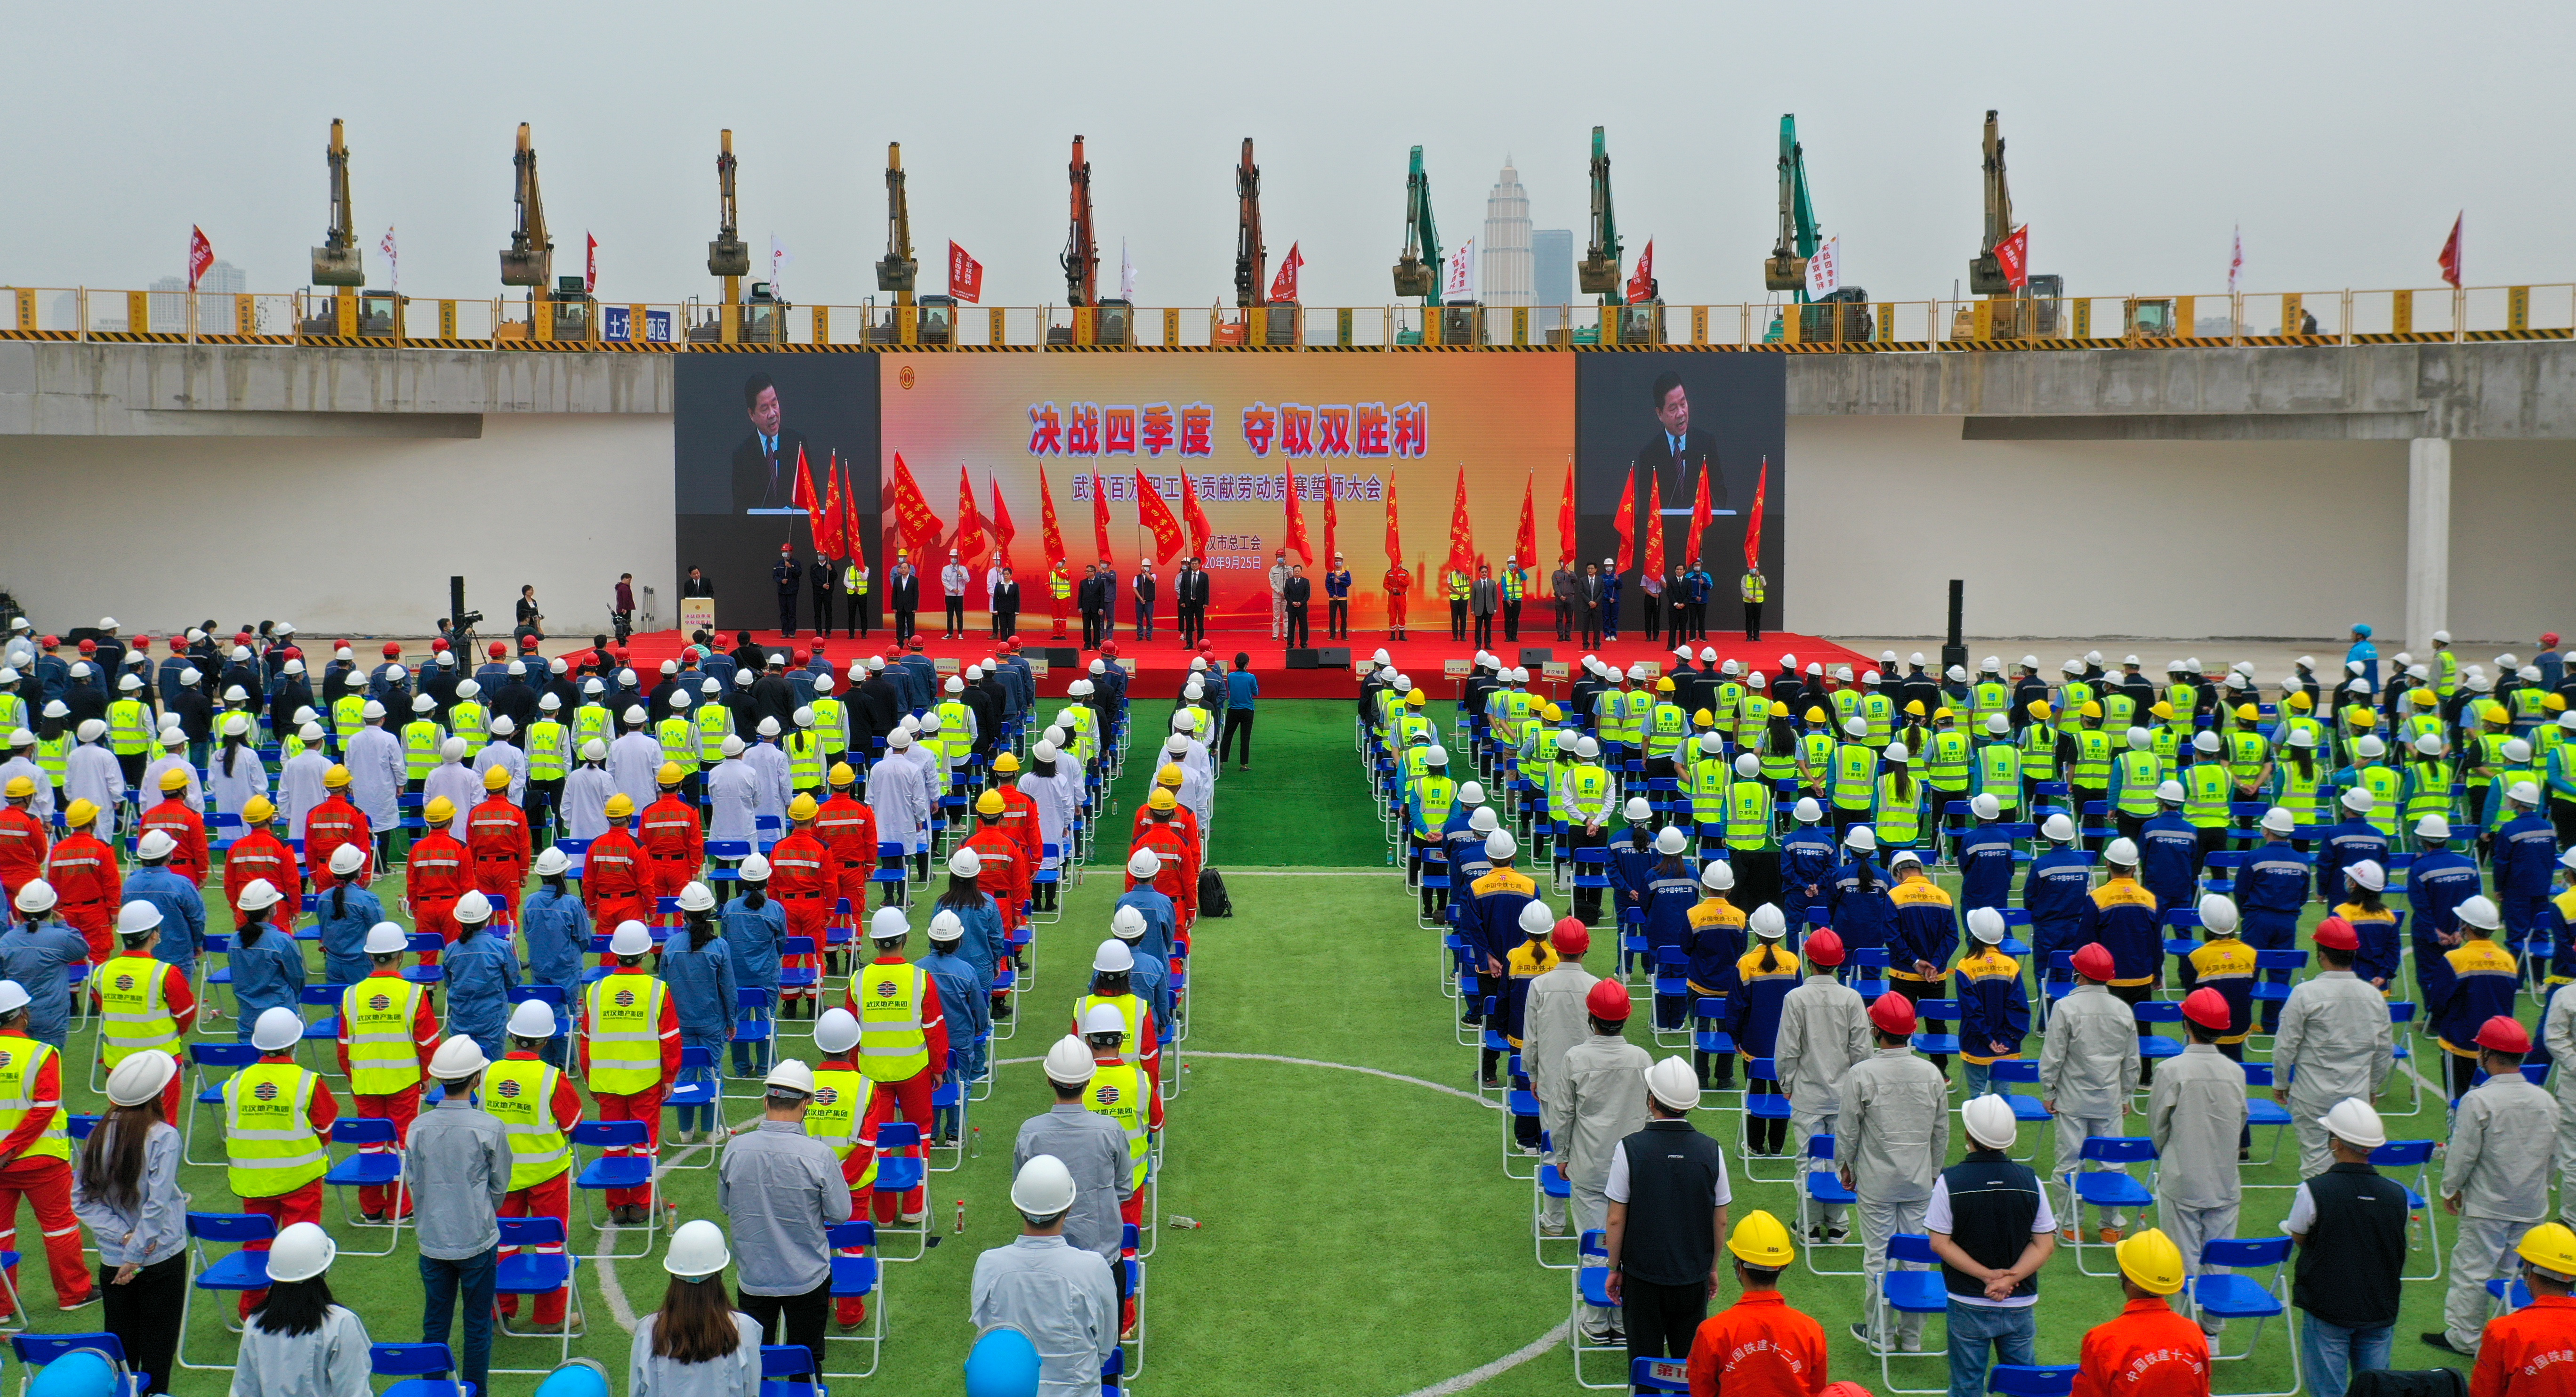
1803;928;1844;967
431;638;451;652
1550;917;1591;956
488;641;507;658
38;636;56;647
792;649;810;665
1100;640;1119;659
2312;916;2359;951
382;642;402;657
281;647;302;662
811;640;828;654
519;634;539;650
1585;979;1632;1022
2071;944;2117;981
1868;991;1917;1036
2476;1016;2533;1054
2546;633;2562;649
76;639;95;653
2181;987;2232;1031
132;636;151;648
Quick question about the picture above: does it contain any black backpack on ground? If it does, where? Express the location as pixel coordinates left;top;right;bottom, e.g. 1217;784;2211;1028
2349;1370;2464;1397
1197;868;1232;919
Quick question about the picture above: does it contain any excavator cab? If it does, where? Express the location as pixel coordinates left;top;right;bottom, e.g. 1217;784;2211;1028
546;275;595;342
297;289;403;338
864;294;952;346
739;282;791;345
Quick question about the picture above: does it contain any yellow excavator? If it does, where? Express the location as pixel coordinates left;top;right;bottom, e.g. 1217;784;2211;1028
494;123;595;341
1964;110;2059;338
301;119;399;337
868;143;951;345
688;130;787;343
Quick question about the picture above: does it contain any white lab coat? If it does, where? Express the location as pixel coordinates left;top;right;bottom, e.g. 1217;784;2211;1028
472;739;528;807
1177;764;1214;836
343;726;405;830
743;742;792;826
275;750;330;833
869;753;931;848
563;766;616;842
707;759;760;843
609;731;664;811
138;753;203;814
901;745;942;805
1051;765;1086;829
65;742;125;835
423;761;481;824
1018;771;1071;866
0;756;54;823
206;746;266;819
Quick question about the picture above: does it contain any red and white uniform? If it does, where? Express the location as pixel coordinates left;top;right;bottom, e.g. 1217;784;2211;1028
467;794;531;914
43;832;121;962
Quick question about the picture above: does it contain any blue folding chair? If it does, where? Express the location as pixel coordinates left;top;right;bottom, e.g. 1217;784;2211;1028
2236;1063;2295;1175
1800;1135;1860;1276
1534;1161;1576;1270
1988;1365;2081;1396
2372;1139;2442;1280
322;1117;408;1254
1504;1075;1542;1181
823;1220;883;1379
1909;998;1962;1058
2383;1001;2426;1116
12;1334;144;1395
1629;1356;1689;1394
2131;998;2185;1084
872;1122;929;1261
175;1212;274;1370
1739;1058;1794;1183
1570;1229;1623;1389
1120;1220;1147;1375
2187;1236;2297;1395
2060;1137;2159;1276
372;1342;474;1397
1849;946;1891;1000
489;1215;583;1374
571;1121;659;1257
1983;1058;2051;1163
183;1042;261;1168
1868;1233;1951;1393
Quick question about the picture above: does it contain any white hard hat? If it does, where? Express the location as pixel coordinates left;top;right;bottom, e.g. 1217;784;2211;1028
625;705;650;726
1961;1094;2018;1150
1127;848;1161;879
236;878;284;912
1082;1003;1128;1038
1731;751;1757;775
1111;905;1148;940
2040;813;2076;842
454;889;493;925
1793;797;1822;823
455;679;481;700
2431;629;2453;644
252;1006;305;1052
1843;825;1876;852
2506;738;2535;764
2337;787;2373;814
2455;895;2503;931
1970;793;2001;820
297;723;324;743
1654;826;1687;856
1093;939;1134;974
2346;859;2386;893
1889;848;1924;871
942;845;983;879
869;907;911;942
430;1036;489;1080
363;922;408;955
1843;717;1867;738
2416;813;2453;840
1966;906;2005;943
0;981;26;1017
2125;727;2151;750
2102;837;2139;866
610;920;653;956
2156;780;2186;804
533;847;571;877
136;829;178;862
2512;781;2544;807
265;1221;338;1284
2199;894;2241;935
75;719;106;743
815;1008;862;1054
1701;860;1735;891
1625;796;1652;822
1043;1036;1097;1087
508;999;559;1040
1749;903;1787;938
1644;1056;1699;1113
1485;830;1518;861
2193;730;2222;753
115;900;163;937
677;881;717;913
1514;901;1555;938
663;1219;731;1280
764;1059;816;1096
1884;743;1909;763
1468;806;1499;835
106;1050;178;1108
1011;1154;1080;1216
329;842;366;877
2261;807;2296;834
1574;736;1600;759
928;910;965;943
1423;747;1448;767
737;852;771;882
582;738;608;761
2322;1098;2387;1151
1984;714;2009;735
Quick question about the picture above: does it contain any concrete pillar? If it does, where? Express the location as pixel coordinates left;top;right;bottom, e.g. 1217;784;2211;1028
2407;437;2451;652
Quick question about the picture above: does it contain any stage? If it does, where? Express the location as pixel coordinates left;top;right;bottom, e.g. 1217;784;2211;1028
595;621;1871;702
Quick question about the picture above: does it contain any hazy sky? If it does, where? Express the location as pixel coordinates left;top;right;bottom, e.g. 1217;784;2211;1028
12;1;2568;312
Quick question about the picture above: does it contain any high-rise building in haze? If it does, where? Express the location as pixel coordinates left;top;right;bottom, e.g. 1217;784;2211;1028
147;260;248;331
1532;229;1573;332
1481;159;1532;307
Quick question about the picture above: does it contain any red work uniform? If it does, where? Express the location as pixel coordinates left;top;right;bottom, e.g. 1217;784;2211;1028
301;792;371;886
139;795;210;889
334;968;441;1216
491;1049;586;1328
1383;566;1411;631
43;831;121;962
1128;802;1201;864
230;1050;339;1316
405;827;470;964
0;1032;93;1317
768;828;833;1009
1129;820;1199;946
222;826;302;932
638;792;704;902
578;966;681;1211
992;783;1045;876
844;956;949;1220
1683;1288;1830;1397
2472;1293;2576;1397
582;824;652;937
2072;1298;2211;1397
812;792;880;927
467;793;531;915
0;806;46;912
963;824;1031;931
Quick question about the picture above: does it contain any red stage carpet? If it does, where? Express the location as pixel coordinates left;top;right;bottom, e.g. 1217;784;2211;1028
595;622;1871;702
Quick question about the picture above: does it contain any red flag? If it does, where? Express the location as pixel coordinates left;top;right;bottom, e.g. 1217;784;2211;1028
585;232;598;293
1514;470;1538;569
1135;471;1186;565
1320;470;1339;566
1626;239;1655;303
187;226;214;291
1179;470;1212;557
953;462;990;568
789;443;819;516
1281;459;1313;565
1443;462;1476;580
2437;213;2464;289
1742;457;1768;571
886;452;944;557
814;452;847;559
1557;459;1577;566
1639;473;1664;581
948;241;985;304
1610;463;1636;576
1383;470;1403;568
1686;462;1712;567
842;452;864;563
1037;465;1068;573
1995;225;2030;290
1268;242;1304;303
989;473;1017;570
1090;471;1115;565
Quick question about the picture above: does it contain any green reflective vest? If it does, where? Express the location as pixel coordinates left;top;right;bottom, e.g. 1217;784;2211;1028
527;720;568;780
812;697;847;756
33;733;69;785
2101;692;2138;736
1924;730;1972;792
1561;764;1613;821
2227;731;2270;791
786;730;825;791
1412;775;1456;838
1798;732;1836;790
2056;682;2094;735
450;701;489;757
1830;743;1877;812
657;717;697;770
1977;740;2021;810
2069;729;2113;788
694;704;733;763
1645;703;1688;759
332;692;367;741
1860;693;1895;749
1874;773;1921;846
1687;757;1731;824
402;719;444;781
1735;694;1770;749
2114;751;2162;816
2407;758;2455;823
2433;650;2460;699
1740;572;1766;603
1725;780;1775;850
1970;681;2012;726
2017;723;2057;782
2358;764;2404;837
572;703;611;758
106;699;152;756
2184;761;2232;829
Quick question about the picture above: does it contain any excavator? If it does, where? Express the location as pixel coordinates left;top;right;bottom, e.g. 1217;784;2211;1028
688;129;787;343
1760;115;1869;343
867;142;950;346
301;118;398;337
1965;110;2058;338
1219;137;1294;345
495;123;594;341
1391;146;1481;346
1570;125;1656;344
1049;135;1129;346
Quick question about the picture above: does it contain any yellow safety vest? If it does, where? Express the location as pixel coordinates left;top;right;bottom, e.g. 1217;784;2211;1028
1924;730;1972;791
2056;682;2094;735
403;719;445;780
572;703;611;757
786;730;825;791
107;699;152;756
451;701;489;756
2069;729;2113;787
224;1060;328;1196
333;693;367;741
96;954;180;1065
0;1039;69;1164
2359;763;2404;837
33;732;71;785
1739;572;1766;603
1725;779;1775;850
695;703;733;763
1075;993;1147;1061
1087;1060;1151;1189
805;1066;880;1188
935;699;971;760
485;1056;573;1190
2184;762;2232;830
855;962;931;1082
657;717;697;772
585;975;669;1095
812;697;847;757
2114;751;2162;816
342;977;426;1096
1645;703;1688;759
1875;772;1921;845
1830;743;1877;811
527;720;568;781
1860;693;1895;748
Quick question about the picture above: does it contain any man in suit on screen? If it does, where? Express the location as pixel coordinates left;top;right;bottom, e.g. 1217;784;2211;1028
730;372;810;513
1633;371;1723;525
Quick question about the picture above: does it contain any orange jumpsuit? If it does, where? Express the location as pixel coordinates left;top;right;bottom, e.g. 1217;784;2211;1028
582;826;651;937
222;828;302;932
2472;1294;2576;1397
0;1036;91;1317
0;807;47;915
577;968;682;1209
813;793;881;931
963;824;1031;930
138;796;210;889
1128;803;1202;864
405;829;470;964
233;1050;339;1316
992;785;1045;875
301;794;371;887
768;829;832;1008
43;832;121;962
638;793;704;903
492;1049;586;1327
467;794;531;914
332;968;442;1215
1683;1289;1830;1397
2072;1298;2211;1397
1383;566;1411;633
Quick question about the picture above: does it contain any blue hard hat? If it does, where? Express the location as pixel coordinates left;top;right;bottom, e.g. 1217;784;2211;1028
2352;622;2373;637
964;1325;1044;1397
26;1349;119;1397
532;1358;613;1397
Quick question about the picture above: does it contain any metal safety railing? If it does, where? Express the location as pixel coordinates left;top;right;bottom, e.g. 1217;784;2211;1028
5;283;2570;351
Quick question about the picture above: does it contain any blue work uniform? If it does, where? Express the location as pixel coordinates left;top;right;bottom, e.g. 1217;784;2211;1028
2335;902;2403;993
1640;865;1701;1027
1953;946;2030;1098
1956;823;2016;915
1779;825;1840;933
1825;859;1896;967
518;885;591;1062
2316;816;2389;905
717;894;785;1074
443;924;521;1056
1610;832;1659;928
2407;845;2482;1003
935;894;1009;993
2432;937;2520;1060
1887;877;1959;1069
656;928;737;1132
310;884;386;988
920;943;990;1136
1113;887;1175;964
2494;813;2562;956
2022;848;2094;996
2138;813;2201;918
1724;942;1801;1063
2076;875;2162;991
2237;840;2313;1031
0;918;93;1047
120;865;207;973
225;922;307;1043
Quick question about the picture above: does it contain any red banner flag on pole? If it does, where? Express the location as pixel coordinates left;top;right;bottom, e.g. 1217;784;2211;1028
1281;459;1313;565
948;241;985;304
1443;462;1476;580
1626;239;1656;304
1742;457;1769;571
1135;471;1186;564
989;473;1017;570
1090;471;1115;565
886;452;944;558
2438;213;2464;289
1558;459;1578;566
1268;242;1304;304
1037;465;1067;573
789;445;820;558
1995;226;2031;290
1686;461;1712;567
1610;463;1637;577
1383;469;1403;568
187;226;214;291
1514;469;1538;568
1320;470;1339;566
953;463;990;568
814;452;847;559
842;454;865;563
1638;474;1664;581
1179;469;1212;558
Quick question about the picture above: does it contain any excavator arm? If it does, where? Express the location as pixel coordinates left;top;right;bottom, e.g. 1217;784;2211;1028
707;129;750;280
1577;125;1621;303
1233;138;1265;308
1968;109;2014;294
499;122;554;287
877;143;918;304
1063;136;1098;307
1391;145;1440;303
1763;115;1816;295
310;118;364;286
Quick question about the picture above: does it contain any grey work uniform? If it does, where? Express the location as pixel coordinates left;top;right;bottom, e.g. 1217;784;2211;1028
2037;981;2140;1228
2147;1041;2247;1301
1013;1104;1134;1265
1838;1044;1949;1351
2273;969;2395;1179
2439;1070;2560;1353
971;1234;1120;1397
1521;960;1601;1229
1554;1033;1651;1327
1773;973;1870;1228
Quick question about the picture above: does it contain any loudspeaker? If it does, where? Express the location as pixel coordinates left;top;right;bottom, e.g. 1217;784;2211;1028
1285;649;1320;670
1038;647;1080;666
1315;646;1351;667
1518;646;1553;666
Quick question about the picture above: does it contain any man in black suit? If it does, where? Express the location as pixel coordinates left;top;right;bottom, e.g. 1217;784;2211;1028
772;545;802;637
1094;559;1119;643
730;373;809;513
1281;565;1312;649
1132;562;1158;641
887;556;921;644
1077;564;1106;649
811;557;837;636
1176;559;1212;648
1633;370;1723;526
990;566;1021;639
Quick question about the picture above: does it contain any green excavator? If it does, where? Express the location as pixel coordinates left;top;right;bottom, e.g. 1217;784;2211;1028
1571;125;1657;343
1760;115;1869;343
1391;145;1477;343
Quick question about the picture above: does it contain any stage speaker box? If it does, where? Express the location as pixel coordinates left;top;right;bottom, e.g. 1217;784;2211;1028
1038;647;1080;666
1519;646;1554;666
1285;649;1319;669
1315;646;1351;667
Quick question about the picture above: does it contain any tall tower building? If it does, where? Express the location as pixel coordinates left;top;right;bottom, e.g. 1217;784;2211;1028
1481;158;1532;307
1531;229;1574;331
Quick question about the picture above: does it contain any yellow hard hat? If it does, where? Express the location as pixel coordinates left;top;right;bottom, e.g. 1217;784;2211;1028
829;762;858;786
1407;689;1427;707
2113;1227;2187;1295
3;776;31;800
2411;688;2438;707
1932;707;1954;722
2550;694;2569;713
1803;707;1827;724
1157;763;1185;788
976;790;1005;815
1903;700;1926;717
1655;678;1675;693
424;796;456;824
657;761;686;787
2027;701;2053;720
993;752;1021;774
1769;702;1790;719
2149;701;2175;719
788;793;819;821
2235;703;2259;721
2287;691;2313;711
1147;788;1177;811
1726;1210;1796;1269
2518;1221;2576;1276
1542;703;1563;721
2348;708;2377;729
1693;708;1715;727
323;763;351;789
604;793;634;819
65;799;98;828
2483;702;2511;725
158;768;188;792
2079;701;2103;719
483;765;510;791
243;795;275;824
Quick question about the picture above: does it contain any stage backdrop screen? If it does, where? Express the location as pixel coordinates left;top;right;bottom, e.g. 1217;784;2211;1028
1573;354;1786;632
673;354;883;634
877;354;1573;632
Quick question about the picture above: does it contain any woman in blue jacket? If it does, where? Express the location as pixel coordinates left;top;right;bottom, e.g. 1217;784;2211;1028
310;843;382;987
226;879;306;1042
1723;904;1802;1154
931;851;1008;1006
1824;825;1895;975
658;881;737;1144
1638;826;1702;1031
519;846;592;1067
1778;797;1840;940
720;855;784;1075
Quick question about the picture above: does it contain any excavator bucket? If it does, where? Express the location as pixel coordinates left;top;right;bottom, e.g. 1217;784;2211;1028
1393;255;1434;299
1577;256;1618;297
311;245;365;287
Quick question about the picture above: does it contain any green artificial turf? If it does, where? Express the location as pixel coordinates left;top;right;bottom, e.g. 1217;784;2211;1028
31;700;2508;1393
